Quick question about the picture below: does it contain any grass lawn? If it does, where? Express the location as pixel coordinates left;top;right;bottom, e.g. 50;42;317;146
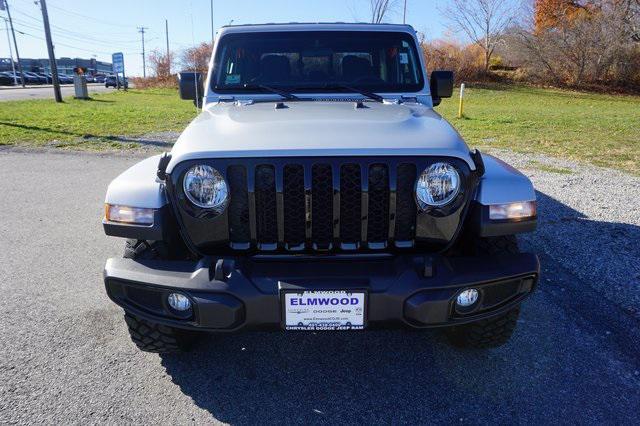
0;84;638;174
0;88;196;150
438;84;639;175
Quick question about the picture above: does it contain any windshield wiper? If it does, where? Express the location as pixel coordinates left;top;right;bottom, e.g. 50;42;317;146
242;84;300;101
320;84;384;103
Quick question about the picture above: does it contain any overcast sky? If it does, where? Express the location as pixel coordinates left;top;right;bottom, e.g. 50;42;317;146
1;0;458;76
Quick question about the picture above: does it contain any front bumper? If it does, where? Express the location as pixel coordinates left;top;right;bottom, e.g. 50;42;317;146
104;253;539;331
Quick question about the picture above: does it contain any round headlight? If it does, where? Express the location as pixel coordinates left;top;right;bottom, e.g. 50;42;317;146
183;165;229;210
416;162;460;209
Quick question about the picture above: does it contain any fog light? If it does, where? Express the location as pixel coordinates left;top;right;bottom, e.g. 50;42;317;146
456;289;479;307
167;293;191;311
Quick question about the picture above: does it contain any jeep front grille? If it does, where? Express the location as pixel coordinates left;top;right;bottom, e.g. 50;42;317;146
225;160;418;252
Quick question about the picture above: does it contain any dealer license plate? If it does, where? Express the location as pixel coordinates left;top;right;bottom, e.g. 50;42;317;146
283;290;366;331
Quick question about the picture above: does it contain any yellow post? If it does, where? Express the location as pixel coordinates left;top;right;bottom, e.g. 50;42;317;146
458;83;465;118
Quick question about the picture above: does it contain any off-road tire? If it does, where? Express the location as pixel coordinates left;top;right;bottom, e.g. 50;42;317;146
123;239;170;260
124;314;196;353
122;240;199;353
445;307;520;349
446;235;521;348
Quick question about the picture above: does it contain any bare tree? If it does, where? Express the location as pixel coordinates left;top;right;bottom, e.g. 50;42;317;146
148;49;173;78
443;0;515;71
180;42;213;73
510;0;640;87
370;0;398;23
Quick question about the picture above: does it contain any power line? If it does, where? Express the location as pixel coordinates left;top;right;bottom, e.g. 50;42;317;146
45;0;131;29
15;28;137;57
10;12;142;45
12;17;154;48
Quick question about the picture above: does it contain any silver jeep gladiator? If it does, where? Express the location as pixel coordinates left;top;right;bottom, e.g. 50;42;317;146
103;23;539;353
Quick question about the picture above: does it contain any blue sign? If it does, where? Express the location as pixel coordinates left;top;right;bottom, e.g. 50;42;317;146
112;52;124;73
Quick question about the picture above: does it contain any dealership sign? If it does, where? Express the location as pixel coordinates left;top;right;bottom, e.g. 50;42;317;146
112;52;124;73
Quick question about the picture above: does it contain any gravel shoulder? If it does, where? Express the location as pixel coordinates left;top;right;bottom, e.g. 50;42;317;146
0;148;638;424
490;149;640;320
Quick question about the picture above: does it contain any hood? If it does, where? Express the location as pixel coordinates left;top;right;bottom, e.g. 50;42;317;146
167;101;474;173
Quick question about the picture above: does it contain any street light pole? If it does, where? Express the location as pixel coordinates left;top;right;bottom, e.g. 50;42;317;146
210;0;214;43
3;0;25;87
403;0;407;24
38;0;62;102
165;19;169;74
2;17;17;84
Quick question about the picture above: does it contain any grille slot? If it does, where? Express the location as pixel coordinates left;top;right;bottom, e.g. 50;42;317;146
226;160;418;251
367;164;390;245
227;165;250;244
255;165;277;247
395;163;417;243
311;164;333;249
340;164;362;245
283;164;306;248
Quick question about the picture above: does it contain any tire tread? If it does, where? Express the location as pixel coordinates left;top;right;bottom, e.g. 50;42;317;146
124;314;193;353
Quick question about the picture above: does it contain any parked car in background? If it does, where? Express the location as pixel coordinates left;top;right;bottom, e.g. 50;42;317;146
24;72;47;84
84;74;95;83
105;75;128;88
60;74;75;84
9;71;40;85
0;72;16;86
36;73;52;84
94;74;106;83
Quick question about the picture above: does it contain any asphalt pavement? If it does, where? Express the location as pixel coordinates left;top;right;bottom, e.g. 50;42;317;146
0;83;114;101
0;148;638;424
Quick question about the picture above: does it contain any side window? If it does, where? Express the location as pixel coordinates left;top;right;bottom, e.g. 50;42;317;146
398;41;419;84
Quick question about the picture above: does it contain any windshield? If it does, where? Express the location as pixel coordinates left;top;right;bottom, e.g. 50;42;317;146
212;31;424;94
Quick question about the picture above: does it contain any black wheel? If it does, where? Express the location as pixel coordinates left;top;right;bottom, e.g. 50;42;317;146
122;240;200;353
445;307;520;349
445;235;522;348
124;313;197;353
123;239;170;260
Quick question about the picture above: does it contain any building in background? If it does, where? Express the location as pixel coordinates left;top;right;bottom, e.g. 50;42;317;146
0;57;112;75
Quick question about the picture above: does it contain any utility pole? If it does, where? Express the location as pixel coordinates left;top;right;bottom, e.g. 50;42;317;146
38;0;61;102
2;17;17;84
210;0;214;43
403;0;407;24
3;0;25;87
137;26;148;78
165;19;169;74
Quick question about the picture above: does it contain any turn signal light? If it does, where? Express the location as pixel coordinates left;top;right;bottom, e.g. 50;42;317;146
105;204;154;225
489;201;536;221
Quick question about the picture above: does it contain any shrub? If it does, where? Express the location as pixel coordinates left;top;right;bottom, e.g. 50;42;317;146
130;75;178;89
421;39;486;82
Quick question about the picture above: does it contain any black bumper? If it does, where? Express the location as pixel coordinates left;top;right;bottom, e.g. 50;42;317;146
104;253;539;331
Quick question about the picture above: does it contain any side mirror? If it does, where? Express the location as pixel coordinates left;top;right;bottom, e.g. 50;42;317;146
178;72;204;108
430;71;454;107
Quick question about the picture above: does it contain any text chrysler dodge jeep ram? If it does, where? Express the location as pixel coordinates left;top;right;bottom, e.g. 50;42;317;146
103;23;539;353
